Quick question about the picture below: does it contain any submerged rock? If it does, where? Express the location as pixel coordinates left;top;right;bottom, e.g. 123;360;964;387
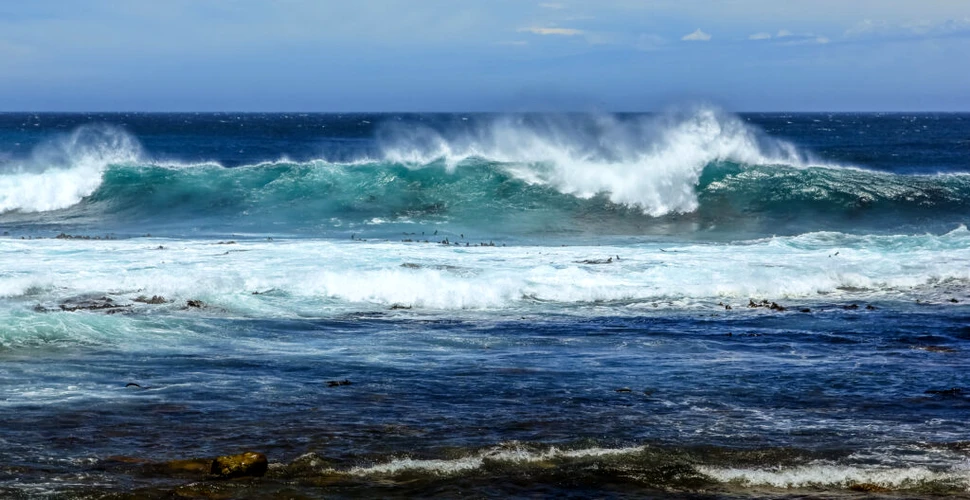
211;451;268;478
162;451;268;479
54;296;131;314
164;458;214;475
134;295;168;304
186;299;205;308
747;299;786;311
849;483;890;493
575;257;614;264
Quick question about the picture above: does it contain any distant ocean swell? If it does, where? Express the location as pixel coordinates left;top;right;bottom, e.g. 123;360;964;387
2;109;969;228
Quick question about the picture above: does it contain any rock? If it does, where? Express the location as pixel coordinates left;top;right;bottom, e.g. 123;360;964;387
865;304;876;310
615;387;632;393
186;299;204;308
211;451;268;478
949;298;960;303
58;296;131;313
389;304;412;310
134;295;168;304
575;258;613;264
172;482;239;498
844;304;859;310
849;483;890;493
159;452;268;480
164;458;215;475
327;379;352;387
747;299;785;311
799;308;811;313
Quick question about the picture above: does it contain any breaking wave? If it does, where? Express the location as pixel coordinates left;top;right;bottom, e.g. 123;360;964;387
2;108;969;234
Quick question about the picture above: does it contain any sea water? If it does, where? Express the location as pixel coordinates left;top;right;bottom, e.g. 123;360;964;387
1;109;969;498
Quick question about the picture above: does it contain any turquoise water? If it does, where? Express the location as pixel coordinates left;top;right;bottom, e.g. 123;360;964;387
1;110;969;498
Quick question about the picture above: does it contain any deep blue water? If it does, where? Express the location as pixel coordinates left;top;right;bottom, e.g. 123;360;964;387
1;110;969;498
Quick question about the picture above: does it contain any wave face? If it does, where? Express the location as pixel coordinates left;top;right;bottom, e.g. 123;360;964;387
1;109;968;237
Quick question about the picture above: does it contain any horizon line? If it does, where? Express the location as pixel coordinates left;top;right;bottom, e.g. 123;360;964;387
1;109;969;114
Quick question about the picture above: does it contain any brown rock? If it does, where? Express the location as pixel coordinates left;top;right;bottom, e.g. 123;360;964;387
165;458;215;475
210;451;268;478
848;482;890;493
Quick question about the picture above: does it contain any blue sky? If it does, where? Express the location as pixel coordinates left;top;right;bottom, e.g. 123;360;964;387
1;0;968;111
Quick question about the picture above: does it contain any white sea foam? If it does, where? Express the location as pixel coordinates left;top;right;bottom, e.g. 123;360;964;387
378;106;830;216
0;125;140;213
699;464;970;490
349;444;646;476
1;230;969;320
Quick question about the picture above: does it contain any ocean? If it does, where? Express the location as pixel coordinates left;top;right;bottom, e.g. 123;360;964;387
1;109;968;498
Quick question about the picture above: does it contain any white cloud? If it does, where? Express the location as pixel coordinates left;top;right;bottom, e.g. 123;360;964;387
520;26;584;36
748;29;829;45
681;28;711;41
778;33;830;45
495;40;528;46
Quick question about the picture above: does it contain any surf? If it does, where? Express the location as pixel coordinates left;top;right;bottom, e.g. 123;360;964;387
2;108;969;237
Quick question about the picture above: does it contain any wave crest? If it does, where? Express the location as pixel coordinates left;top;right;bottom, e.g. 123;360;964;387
0;125;140;213
378;106;820;215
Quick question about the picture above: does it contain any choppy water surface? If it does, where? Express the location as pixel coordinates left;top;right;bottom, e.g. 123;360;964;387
1;110;969;498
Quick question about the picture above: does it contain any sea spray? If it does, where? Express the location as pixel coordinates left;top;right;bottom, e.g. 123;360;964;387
377;106;819;215
0;125;140;213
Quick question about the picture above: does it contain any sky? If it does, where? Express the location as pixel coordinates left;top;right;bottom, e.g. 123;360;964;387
1;0;968;111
